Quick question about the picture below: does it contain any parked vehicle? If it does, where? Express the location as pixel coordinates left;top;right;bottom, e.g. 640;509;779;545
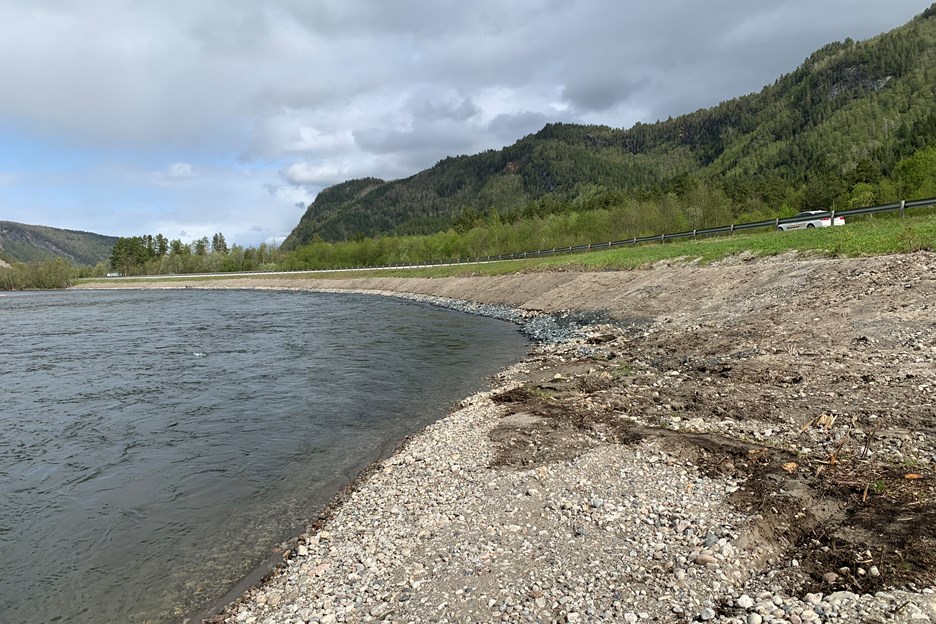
778;211;845;231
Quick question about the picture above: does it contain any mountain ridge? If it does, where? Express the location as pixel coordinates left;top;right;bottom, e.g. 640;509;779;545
283;5;936;250
0;221;118;266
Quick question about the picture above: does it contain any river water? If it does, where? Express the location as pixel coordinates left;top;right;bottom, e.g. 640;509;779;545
0;289;528;624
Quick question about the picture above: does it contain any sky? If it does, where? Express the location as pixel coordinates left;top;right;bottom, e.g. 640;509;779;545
0;1;929;246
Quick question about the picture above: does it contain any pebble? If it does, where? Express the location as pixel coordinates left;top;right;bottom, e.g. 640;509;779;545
208;283;936;624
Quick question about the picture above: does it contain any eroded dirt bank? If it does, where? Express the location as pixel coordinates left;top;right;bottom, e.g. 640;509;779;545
78;252;936;622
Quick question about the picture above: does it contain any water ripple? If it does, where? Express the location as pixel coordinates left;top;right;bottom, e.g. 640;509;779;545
0;289;528;624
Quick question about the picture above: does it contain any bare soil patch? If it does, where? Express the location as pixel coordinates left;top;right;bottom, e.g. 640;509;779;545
484;252;936;599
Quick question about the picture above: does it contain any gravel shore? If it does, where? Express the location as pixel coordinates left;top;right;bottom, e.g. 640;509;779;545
77;252;936;622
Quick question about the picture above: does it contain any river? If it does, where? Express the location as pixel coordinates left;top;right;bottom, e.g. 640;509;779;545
0;289;528;623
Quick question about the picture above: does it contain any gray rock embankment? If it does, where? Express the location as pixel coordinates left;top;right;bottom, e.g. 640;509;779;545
189;251;936;623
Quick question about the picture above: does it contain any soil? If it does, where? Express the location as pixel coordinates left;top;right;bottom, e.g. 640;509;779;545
488;345;936;598
479;251;936;599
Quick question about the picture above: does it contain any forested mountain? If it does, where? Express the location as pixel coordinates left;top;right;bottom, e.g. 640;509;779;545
0;221;118;266
283;4;936;249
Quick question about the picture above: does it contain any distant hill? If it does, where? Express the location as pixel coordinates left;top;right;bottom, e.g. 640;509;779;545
0;221;118;266
284;4;936;249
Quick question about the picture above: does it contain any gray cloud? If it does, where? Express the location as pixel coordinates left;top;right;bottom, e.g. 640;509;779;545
0;0;928;241
412;97;480;123
487;112;560;142
561;76;650;113
2;1;922;150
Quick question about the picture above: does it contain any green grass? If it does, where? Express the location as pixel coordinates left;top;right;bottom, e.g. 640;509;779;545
76;212;936;285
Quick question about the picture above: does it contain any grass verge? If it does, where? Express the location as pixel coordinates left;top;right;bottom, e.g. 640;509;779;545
76;213;936;285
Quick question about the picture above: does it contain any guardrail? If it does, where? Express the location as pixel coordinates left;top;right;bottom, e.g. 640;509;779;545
102;196;936;278
327;195;936;271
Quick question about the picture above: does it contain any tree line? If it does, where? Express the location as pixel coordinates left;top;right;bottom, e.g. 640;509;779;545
0;232;283;288
107;232;283;276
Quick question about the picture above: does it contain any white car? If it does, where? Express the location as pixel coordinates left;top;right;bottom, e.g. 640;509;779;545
778;210;846;231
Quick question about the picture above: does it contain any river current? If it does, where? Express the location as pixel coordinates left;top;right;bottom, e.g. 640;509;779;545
0;289;528;623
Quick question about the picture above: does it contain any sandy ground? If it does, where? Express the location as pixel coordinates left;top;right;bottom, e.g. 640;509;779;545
75;252;936;622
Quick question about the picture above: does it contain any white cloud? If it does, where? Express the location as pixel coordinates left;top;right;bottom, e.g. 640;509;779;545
280;160;365;187
167;162;194;178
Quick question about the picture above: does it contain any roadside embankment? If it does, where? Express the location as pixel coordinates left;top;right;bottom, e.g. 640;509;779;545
79;252;936;622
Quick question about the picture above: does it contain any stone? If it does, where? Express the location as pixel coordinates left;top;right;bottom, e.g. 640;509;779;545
694;554;718;566
699;607;716;620
827;591;858;604
737;595;755;609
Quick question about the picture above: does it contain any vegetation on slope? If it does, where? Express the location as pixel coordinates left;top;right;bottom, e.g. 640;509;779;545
277;147;936;271
282;5;936;249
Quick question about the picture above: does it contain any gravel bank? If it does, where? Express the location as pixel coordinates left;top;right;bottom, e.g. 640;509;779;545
209;321;935;623
77;252;936;622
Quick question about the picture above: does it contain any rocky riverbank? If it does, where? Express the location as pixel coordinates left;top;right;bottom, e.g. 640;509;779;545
77;251;936;622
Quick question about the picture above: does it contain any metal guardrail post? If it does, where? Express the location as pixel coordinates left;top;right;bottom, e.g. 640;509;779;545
692;229;697;238
660;233;665;243
730;224;735;234
900;200;906;218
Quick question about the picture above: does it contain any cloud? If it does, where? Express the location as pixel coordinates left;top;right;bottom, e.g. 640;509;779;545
280;160;364;187
0;0;927;243
168;163;194;178
561;76;650;113
487;112;557;142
